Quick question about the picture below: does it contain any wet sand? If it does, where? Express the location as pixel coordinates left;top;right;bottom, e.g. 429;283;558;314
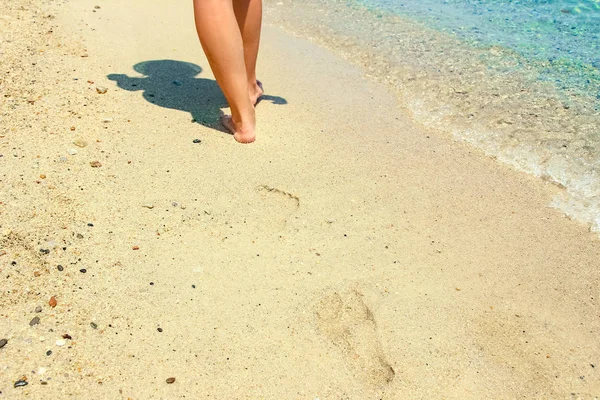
1;0;599;398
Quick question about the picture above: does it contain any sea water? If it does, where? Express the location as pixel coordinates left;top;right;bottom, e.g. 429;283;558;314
265;0;600;232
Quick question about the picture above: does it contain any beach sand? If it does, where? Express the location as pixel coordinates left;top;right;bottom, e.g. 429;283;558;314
1;0;599;398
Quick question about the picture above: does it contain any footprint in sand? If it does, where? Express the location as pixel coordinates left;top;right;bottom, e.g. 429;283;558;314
315;289;396;387
252;185;299;231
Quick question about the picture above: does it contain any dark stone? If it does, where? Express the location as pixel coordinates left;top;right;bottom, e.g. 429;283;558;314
80;269;87;273
62;333;72;340
14;380;28;388
166;377;176;384
30;316;41;326
76;233;84;239
0;339;7;348
90;322;98;329
193;139;201;144
46;350;52;356
157;327;163;332
40;249;50;255
57;265;64;271
87;223;94;227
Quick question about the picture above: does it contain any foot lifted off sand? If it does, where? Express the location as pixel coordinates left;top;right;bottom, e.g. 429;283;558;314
315;289;395;387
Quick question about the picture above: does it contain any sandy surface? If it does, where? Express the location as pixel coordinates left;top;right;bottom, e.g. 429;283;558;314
1;0;599;398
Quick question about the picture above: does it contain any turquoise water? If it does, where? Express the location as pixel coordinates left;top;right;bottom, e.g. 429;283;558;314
357;0;600;105
266;0;600;232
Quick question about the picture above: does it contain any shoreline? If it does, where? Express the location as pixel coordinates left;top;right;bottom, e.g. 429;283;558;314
264;0;600;234
1;0;599;398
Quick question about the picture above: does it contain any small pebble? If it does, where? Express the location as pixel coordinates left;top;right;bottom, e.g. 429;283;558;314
166;377;176;384
193;139;201;144
142;203;155;209
55;339;66;346
87;223;94;227
35;306;42;313
157;328;163;332
57;265;64;271
46;350;52;356
132;246;140;250
76;233;84;239
14;380;28;388
68;148;78;155
40;248;50;255
62;334;72;340
0;339;7;348
94;5;101;9
73;139;88;148
80;269;87;273
90;322;98;329
90;160;102;168
192;285;196;289
96;86;108;94
171;202;178;207
101;117;113;123
30;317;41;326
38;367;47;375
49;296;57;308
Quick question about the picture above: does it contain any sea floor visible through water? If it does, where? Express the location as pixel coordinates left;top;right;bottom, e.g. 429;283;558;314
265;0;600;232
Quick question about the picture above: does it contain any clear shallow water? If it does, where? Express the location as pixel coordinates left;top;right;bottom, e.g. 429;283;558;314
358;0;600;102
266;0;600;232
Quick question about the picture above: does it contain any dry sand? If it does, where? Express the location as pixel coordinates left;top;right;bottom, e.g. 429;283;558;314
1;0;599;398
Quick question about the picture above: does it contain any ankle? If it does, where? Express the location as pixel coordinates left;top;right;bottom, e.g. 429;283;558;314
247;79;260;91
232;106;255;127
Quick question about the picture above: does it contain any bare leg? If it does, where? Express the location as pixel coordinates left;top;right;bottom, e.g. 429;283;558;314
233;0;264;105
193;0;255;143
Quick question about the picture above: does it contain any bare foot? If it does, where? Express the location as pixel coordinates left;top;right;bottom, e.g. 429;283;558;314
221;114;256;144
250;80;264;106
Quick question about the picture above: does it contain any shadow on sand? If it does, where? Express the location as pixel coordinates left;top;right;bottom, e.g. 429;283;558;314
107;59;287;132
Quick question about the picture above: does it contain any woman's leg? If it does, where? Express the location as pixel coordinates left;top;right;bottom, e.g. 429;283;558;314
193;0;256;143
233;0;263;105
